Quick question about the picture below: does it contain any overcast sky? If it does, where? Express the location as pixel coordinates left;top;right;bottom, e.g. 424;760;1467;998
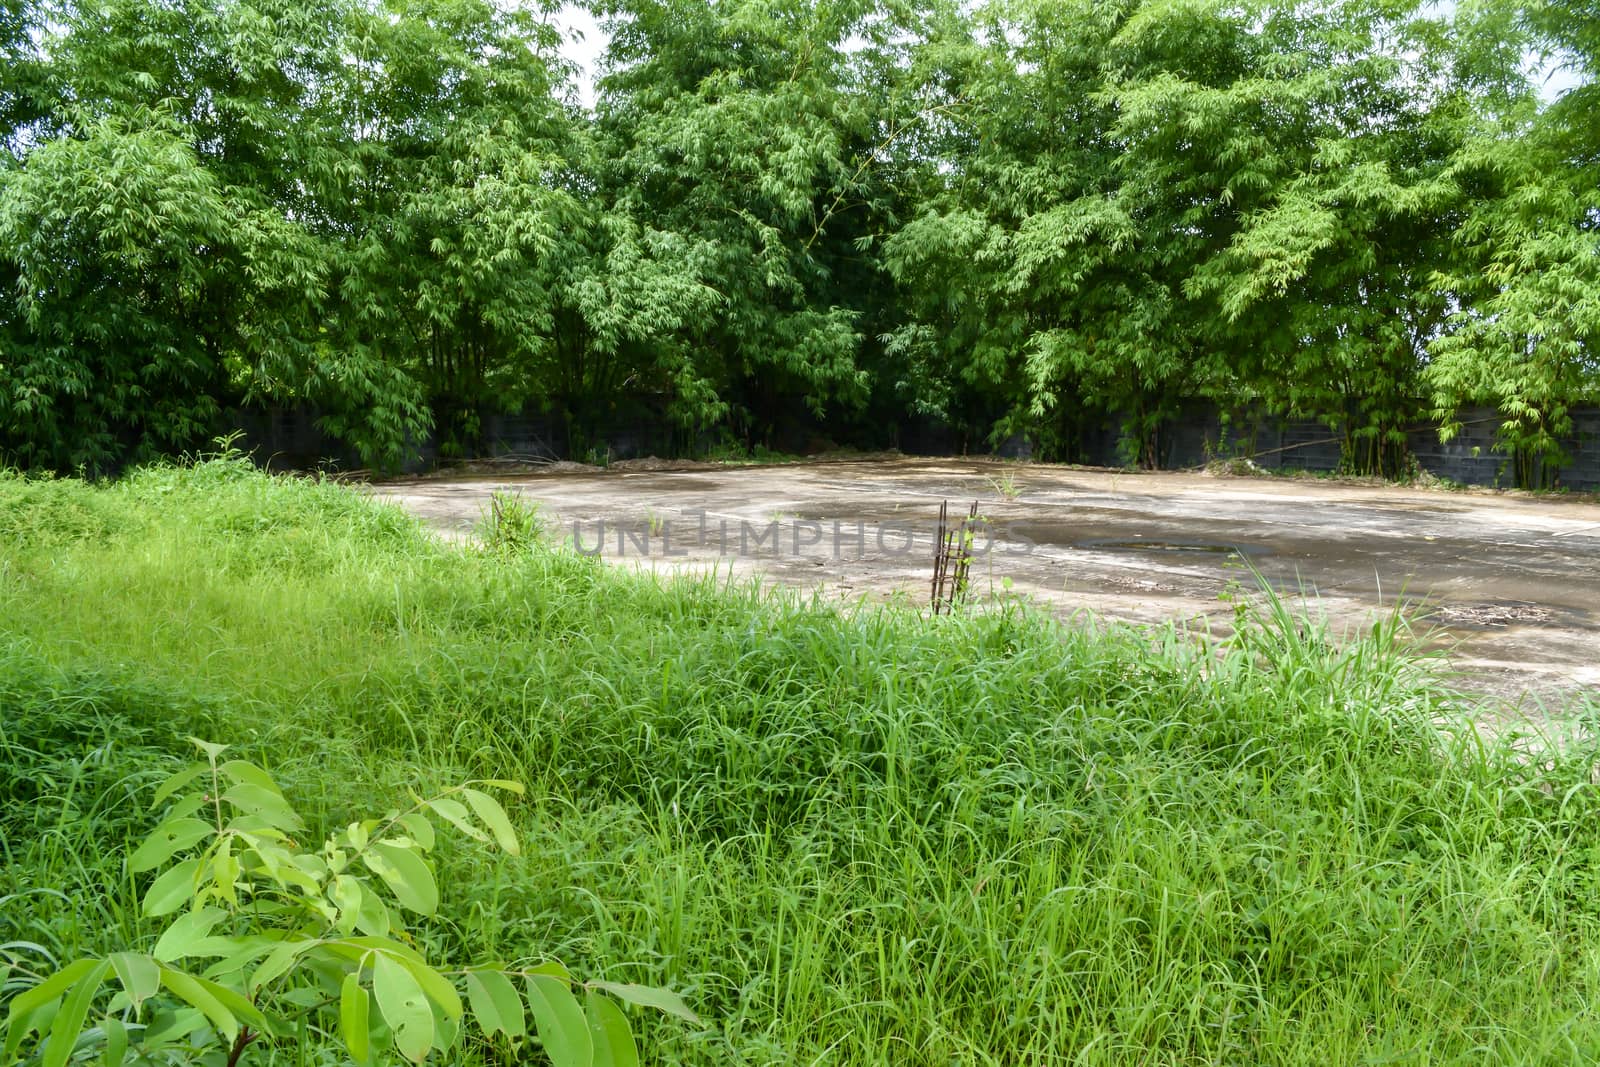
550;3;1586;110
553;5;606;109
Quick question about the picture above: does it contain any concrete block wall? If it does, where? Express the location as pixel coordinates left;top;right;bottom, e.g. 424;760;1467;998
1405;408;1510;487
1565;410;1600;491
1079;404;1600;490
226;403;1600;491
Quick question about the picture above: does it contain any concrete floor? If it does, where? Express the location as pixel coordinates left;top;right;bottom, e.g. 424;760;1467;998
375;457;1600;707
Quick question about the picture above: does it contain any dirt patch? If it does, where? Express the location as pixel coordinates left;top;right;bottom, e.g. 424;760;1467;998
372;457;1600;708
1430;603;1558;627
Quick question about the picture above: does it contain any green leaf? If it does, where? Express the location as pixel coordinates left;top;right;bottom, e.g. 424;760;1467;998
477;779;525;795
372;952;433;1063
129;817;215;873
461;788;520;856
329;874;364;932
200;937;280;985
43;959;110;1067
157;966;244;1043
288;851;328;880
187;738;228;762
425;798;488;844
137;1007;208;1048
221;782;305;832
1;1002;37;1066
335;937;427;967
218;760;279;793
8;958;103;1023
150;764;208;809
587;991;638;1067
396;812;435;851
248;940;312;992
465;969;525;1041
208;836;240;905
364;840;439;915
587;981;700;1023
192;976;273;1036
397;958;461;1023
525;973;592;1067
108;953;161;1006
527;961;573;983
340;970;371;1065
143;858;203;917
152;907;228;963
102;1016;127;1066
355;884;392;937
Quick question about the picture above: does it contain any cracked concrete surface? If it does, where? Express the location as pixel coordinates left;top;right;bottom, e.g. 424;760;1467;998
373;458;1600;707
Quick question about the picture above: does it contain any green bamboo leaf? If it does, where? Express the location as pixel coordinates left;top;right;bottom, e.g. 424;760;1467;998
102;1016;127;1066
586;991;638;1067
192;976;273;1036
152;907;228;963
189;936;268;986
159;966;243;1043
138;1006;208;1048
1;1004;37;1066
340;970;371;1065
248;940;313;992
461;788;519;856
129;817;215;873
335;936;427;967
372;952;433;1063
464;969;525;1041
43;959;110;1067
142;858;203;917
525;974;592;1067
364;841;439;915
108;953;160;1006
586;981;700;1023
9;958;104;1023
476;779;525;795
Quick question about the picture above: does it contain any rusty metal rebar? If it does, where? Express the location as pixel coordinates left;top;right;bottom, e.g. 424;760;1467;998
932;500;979;614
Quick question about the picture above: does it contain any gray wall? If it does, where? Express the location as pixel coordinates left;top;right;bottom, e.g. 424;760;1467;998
1143;406;1600;491
229;404;1600;491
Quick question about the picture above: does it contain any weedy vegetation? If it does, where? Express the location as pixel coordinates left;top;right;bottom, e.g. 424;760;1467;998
3;740;689;1067
478;491;548;555
986;471;1023;501
4;457;1600;1064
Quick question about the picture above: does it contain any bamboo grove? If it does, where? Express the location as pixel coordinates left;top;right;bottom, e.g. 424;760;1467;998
2;0;1597;474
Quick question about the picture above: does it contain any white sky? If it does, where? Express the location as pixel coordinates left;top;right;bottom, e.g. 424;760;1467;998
553;5;606;109
550;3;1587;109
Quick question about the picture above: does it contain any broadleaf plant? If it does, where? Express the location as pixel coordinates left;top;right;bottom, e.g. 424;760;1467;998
1;739;696;1066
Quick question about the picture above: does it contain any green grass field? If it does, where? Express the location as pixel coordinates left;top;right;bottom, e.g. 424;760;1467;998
4;456;1600;1064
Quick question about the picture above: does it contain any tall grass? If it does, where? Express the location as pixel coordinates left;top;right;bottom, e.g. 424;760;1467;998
4;457;1600;1064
